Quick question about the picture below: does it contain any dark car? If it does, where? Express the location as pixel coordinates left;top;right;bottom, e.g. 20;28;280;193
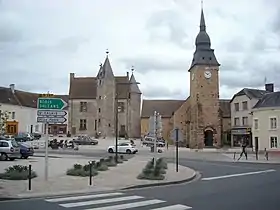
14;132;34;142
18;143;34;159
73;136;98;145
32;132;42;140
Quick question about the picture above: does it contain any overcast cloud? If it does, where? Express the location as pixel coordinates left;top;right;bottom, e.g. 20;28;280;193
0;0;280;99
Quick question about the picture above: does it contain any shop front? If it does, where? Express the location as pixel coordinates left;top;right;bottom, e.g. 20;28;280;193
231;127;252;147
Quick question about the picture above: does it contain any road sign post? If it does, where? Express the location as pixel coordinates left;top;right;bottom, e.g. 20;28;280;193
175;128;179;172
170;128;183;172
37;97;68;181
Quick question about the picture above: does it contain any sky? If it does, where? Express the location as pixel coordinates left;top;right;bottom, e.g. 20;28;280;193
0;0;280;100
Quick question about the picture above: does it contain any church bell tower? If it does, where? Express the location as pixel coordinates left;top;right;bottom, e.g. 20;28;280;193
188;7;221;149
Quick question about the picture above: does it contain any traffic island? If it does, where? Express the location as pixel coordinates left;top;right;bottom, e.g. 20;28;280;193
0;155;196;200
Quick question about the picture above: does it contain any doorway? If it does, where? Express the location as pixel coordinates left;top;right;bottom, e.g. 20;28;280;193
204;130;214;147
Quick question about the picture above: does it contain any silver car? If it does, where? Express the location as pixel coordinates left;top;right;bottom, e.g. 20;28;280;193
0;139;21;161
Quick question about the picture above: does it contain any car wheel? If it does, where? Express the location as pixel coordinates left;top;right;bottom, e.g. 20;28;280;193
126;149;132;154
9;158;15;161
108;148;114;153
0;153;8;161
23;156;28;159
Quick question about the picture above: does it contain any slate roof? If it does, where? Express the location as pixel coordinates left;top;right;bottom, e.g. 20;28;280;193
230;88;270;103
69;56;140;100
0;86;68;109
141;100;185;118
141;99;231;119
253;91;280;109
189;8;219;71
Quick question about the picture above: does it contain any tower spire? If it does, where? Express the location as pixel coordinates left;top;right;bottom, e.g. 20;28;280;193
200;1;206;32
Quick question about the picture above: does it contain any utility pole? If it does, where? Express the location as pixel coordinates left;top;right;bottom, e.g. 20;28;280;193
115;92;119;162
153;111;158;164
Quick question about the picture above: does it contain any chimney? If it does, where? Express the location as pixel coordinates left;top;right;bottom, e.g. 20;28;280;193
126;71;129;79
70;73;75;80
9;84;15;94
265;83;274;92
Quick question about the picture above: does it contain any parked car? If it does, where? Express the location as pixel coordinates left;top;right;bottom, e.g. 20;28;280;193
0;138;21;161
14;132;34;142
142;136;165;147
18;142;34;159
73;136;98;145
32;132;42;140
107;142;138;154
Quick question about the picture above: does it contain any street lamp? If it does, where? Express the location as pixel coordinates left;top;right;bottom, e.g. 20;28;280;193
114;69;140;162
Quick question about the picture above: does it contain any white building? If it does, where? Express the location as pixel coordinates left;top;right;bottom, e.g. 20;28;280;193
230;85;272;147
0;84;68;135
252;90;280;151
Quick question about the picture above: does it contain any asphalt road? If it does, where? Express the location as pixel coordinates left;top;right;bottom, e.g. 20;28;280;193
1;157;280;210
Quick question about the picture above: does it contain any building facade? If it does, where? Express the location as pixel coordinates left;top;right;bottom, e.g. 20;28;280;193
230;88;270;147
141;8;231;148
252;91;280;151
0;84;68;135
68;55;141;138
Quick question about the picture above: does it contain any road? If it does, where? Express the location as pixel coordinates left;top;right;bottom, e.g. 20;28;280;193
1;155;280;210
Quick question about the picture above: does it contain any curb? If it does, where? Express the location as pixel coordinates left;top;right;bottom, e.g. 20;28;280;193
121;171;198;190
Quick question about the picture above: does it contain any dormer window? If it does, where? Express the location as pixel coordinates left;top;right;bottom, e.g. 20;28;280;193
209;57;212;60
202;57;205;59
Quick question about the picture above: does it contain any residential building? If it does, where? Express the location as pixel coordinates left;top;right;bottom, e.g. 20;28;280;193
0;84;68;135
252;90;280;151
68;54;141;138
141;8;231;148
230;85;272;147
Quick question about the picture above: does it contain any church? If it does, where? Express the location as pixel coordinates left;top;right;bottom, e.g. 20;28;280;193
141;8;231;148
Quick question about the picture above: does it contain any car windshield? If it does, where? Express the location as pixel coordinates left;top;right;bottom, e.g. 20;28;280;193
11;139;19;147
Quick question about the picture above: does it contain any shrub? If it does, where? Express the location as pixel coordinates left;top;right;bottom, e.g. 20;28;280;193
0;165;37;180
95;161;108;171
104;158;117;167
156;158;168;169
67;162;98;177
73;164;83;170
137;158;165;180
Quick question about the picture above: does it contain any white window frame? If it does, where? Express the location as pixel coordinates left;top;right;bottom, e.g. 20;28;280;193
269;117;277;130
270;136;278;149
253;118;259;130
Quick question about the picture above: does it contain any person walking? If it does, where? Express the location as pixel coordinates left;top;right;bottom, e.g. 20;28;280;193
238;139;248;160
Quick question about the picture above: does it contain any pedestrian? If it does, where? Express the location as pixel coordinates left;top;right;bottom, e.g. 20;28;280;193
238;139;248;160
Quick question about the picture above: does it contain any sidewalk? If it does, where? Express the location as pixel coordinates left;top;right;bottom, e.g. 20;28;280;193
0;155;196;199
222;153;280;164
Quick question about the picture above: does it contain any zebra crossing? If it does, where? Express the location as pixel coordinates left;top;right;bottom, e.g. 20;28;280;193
45;192;192;210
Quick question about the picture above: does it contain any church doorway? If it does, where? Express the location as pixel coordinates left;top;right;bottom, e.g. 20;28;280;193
204;130;214;147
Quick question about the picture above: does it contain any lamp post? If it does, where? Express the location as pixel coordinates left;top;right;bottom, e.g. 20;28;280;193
114;70;140;162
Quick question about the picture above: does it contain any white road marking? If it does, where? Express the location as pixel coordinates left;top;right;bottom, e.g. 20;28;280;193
85;199;165;210
60;196;143;208
202;169;276;181
45;192;124;202
150;204;192;210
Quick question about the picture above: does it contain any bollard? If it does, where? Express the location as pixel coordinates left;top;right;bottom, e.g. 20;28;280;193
255;150;258;160
233;152;236;160
28;164;32;191
89;161;92;186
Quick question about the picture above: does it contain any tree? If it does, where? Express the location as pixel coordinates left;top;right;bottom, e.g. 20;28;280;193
0;110;10;134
